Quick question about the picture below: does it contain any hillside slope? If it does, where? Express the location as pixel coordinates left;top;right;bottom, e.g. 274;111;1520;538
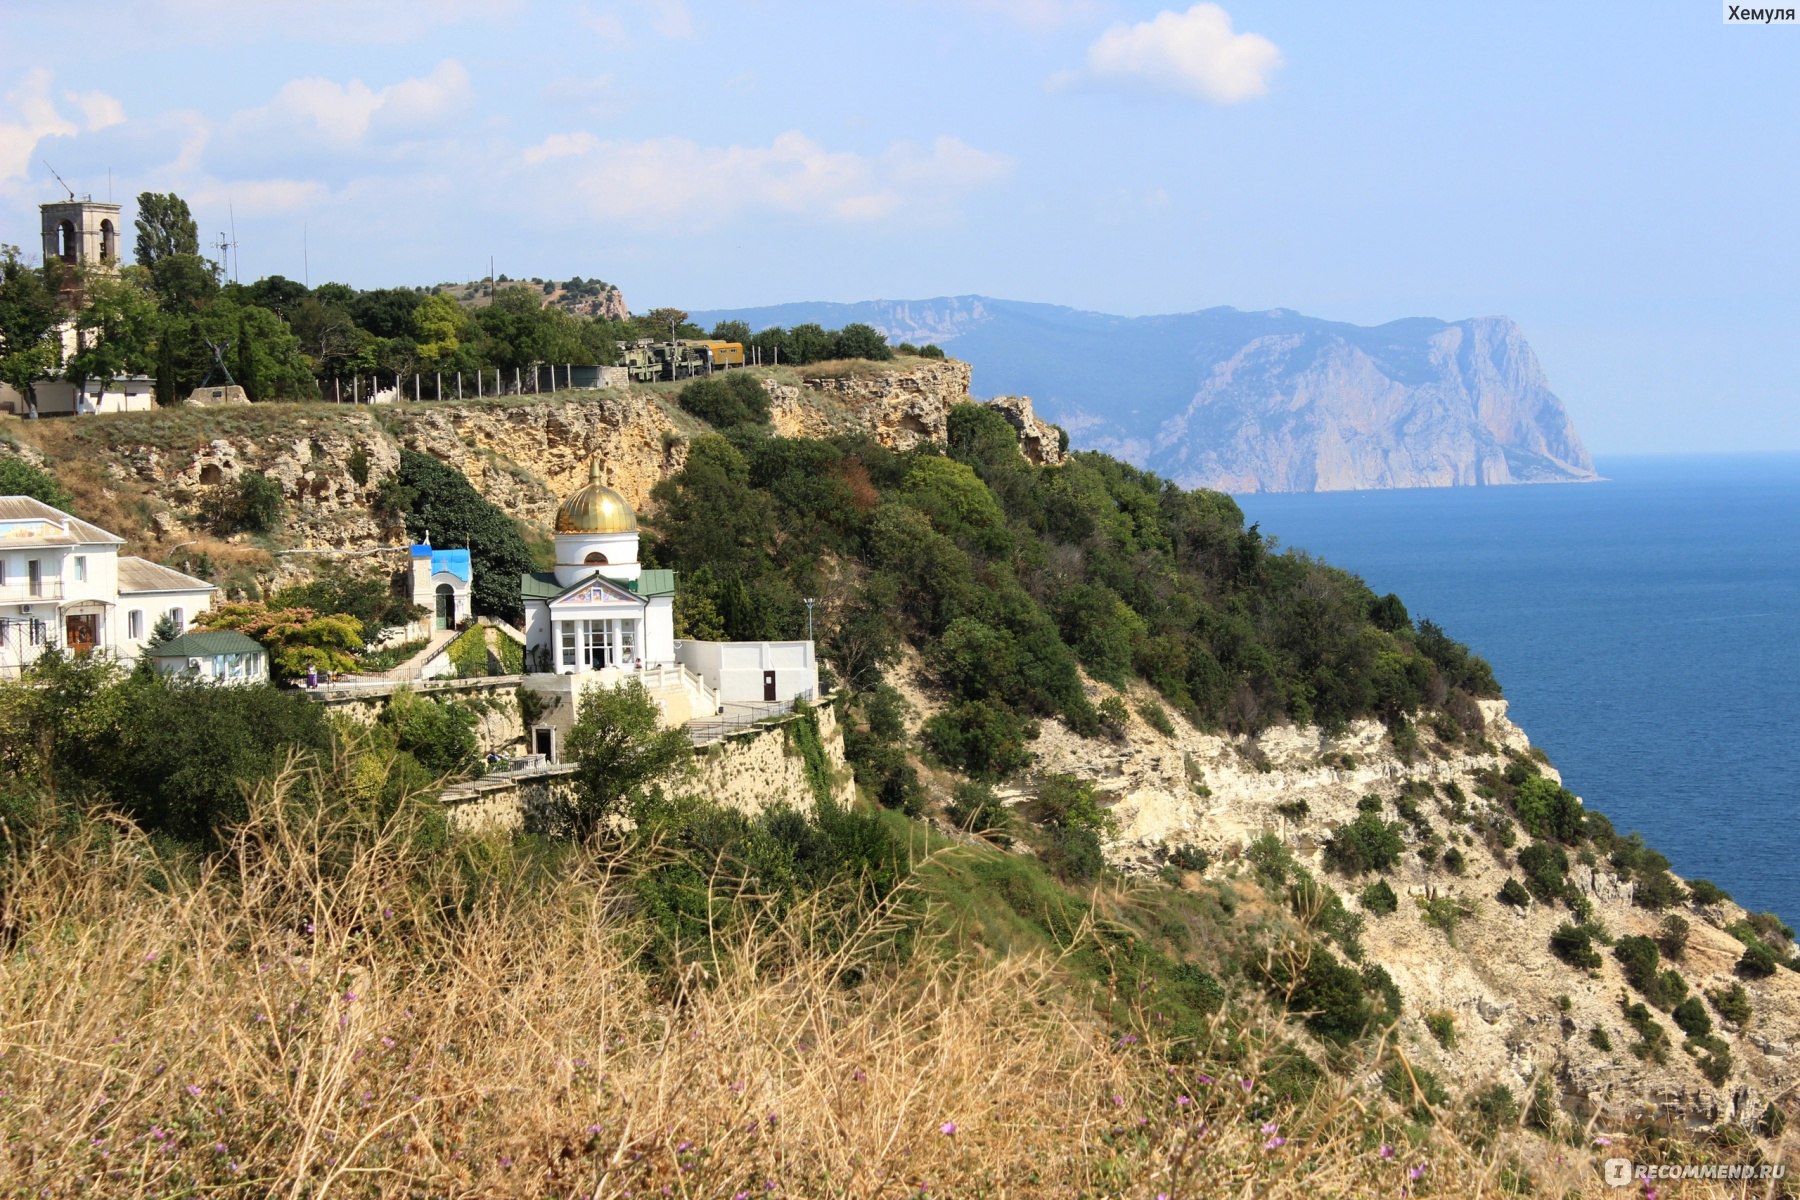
692;296;1599;493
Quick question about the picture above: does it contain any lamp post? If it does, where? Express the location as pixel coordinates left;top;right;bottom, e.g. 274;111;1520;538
803;597;816;642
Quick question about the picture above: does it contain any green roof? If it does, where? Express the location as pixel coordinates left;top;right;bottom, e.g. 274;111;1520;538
148;630;266;658
520;571;565;600
634;569;677;598
520;569;678;602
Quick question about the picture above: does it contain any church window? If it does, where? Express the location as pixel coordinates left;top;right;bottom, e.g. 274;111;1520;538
560;623;577;668
99;219;116;263
128;610;143;639
584;552;608;565
57;221;76;262
620;621;636;663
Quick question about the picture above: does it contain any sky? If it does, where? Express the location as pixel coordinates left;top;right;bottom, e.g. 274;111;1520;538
1;0;1795;454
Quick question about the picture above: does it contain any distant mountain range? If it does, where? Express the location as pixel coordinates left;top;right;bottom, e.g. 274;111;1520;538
689;296;1598;493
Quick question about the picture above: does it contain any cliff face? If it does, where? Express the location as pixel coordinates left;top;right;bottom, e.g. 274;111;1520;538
1008;687;1797;1133
692;296;1598;493
1153;317;1596;492
3;358;1026;582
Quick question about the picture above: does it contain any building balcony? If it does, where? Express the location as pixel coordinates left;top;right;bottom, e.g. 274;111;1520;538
0;580;63;604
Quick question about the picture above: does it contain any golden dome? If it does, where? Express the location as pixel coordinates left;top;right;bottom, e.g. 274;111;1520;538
555;459;638;534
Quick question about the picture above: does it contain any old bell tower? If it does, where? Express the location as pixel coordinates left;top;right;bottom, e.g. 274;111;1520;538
40;199;123;274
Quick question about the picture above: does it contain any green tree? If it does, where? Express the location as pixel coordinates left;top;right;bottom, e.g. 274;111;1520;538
709;319;751;343
642;306;689;341
147;253;219;313
379;688;478;776
0;245;62;402
65;268;161;397
676;372;771;428
557;678;693;840
833;322;893;361
379;450;536;621
0;457;73;510
413;292;470;366
133;192;200;268
196;601;363;681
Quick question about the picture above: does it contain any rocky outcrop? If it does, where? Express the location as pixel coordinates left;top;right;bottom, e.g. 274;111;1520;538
987;395;1066;466
766;359;974;451
1008;688;1800;1134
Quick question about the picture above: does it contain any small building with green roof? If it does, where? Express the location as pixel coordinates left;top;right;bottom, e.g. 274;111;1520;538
146;629;269;686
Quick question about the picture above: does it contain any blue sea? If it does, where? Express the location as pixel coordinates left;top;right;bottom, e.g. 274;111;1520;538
1234;455;1800;921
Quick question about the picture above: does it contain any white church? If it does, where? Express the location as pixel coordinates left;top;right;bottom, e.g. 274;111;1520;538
512;459;817;752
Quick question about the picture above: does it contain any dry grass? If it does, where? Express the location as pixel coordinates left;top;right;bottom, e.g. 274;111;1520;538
0;754;1782;1197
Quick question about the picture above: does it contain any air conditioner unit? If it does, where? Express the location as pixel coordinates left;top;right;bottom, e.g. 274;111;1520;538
188;657;204;671
17;605;31;614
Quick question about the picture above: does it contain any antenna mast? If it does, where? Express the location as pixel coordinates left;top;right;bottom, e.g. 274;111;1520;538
228;202;240;284
43;161;75;201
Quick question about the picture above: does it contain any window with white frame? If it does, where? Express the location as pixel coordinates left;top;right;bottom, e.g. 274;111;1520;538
73;555;87;582
168;607;184;629
128;610;144;639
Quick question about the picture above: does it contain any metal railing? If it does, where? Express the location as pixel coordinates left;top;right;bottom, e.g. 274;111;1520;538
685;689;816;745
0;580;62;602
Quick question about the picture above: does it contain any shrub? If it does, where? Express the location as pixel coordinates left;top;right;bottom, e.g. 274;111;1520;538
1748;911;1795;948
1516;841;1569;905
1381;1060;1449;1123
1690;1036;1732;1086
1469;1083;1518;1133
210;469;285;534
1620;999;1669;1063
1096;694;1130;741
1708;982;1752;1026
1498;878;1531;908
1261;946;1374;1045
1687;878;1731;906
1323;811;1405;876
945;779;1009;840
1632;869;1687;911
1737;943;1779;978
1613;935;1686;1010
921;700;1035;779
1137;701;1175;737
1360;879;1398;916
1274;798;1311;821
1549;923;1602;970
1425;1011;1456;1049
1419;895;1474;944
1442;846;1466;875
1588;1025;1612;1052
1671;996;1712;1038
1656;914;1690;960
1162;842;1210;873
0;456;73;509
1513;775;1583;842
676;372;771;428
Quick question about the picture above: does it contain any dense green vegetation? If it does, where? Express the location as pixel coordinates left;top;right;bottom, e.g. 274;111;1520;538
648;402;1500;765
376;449;536;621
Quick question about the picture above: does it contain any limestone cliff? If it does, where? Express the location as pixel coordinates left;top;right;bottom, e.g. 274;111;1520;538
1023;689;1794;1132
0;357;1013;587
1152;316;1597;492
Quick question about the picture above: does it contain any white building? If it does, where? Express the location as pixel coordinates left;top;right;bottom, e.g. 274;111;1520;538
409;540;472;633
521;458;678;674
0;496;215;679
515;458;818;757
146;629;268;685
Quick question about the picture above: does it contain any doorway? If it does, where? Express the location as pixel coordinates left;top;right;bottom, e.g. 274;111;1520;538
763;670;777;702
64;613;98;655
533;726;555;761
435;584;455;630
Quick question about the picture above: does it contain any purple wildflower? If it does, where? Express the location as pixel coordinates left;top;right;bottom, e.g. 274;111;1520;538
939;1121;957;1135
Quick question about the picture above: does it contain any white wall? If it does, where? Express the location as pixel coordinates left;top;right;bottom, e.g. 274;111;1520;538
677;639;818;705
645;595;675;664
115;588;213;660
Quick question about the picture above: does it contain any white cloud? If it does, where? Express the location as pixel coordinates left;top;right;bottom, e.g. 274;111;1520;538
64;90;127;133
0;70;79;183
523;129;1013;230
1064;4;1281;104
222;60;472;151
